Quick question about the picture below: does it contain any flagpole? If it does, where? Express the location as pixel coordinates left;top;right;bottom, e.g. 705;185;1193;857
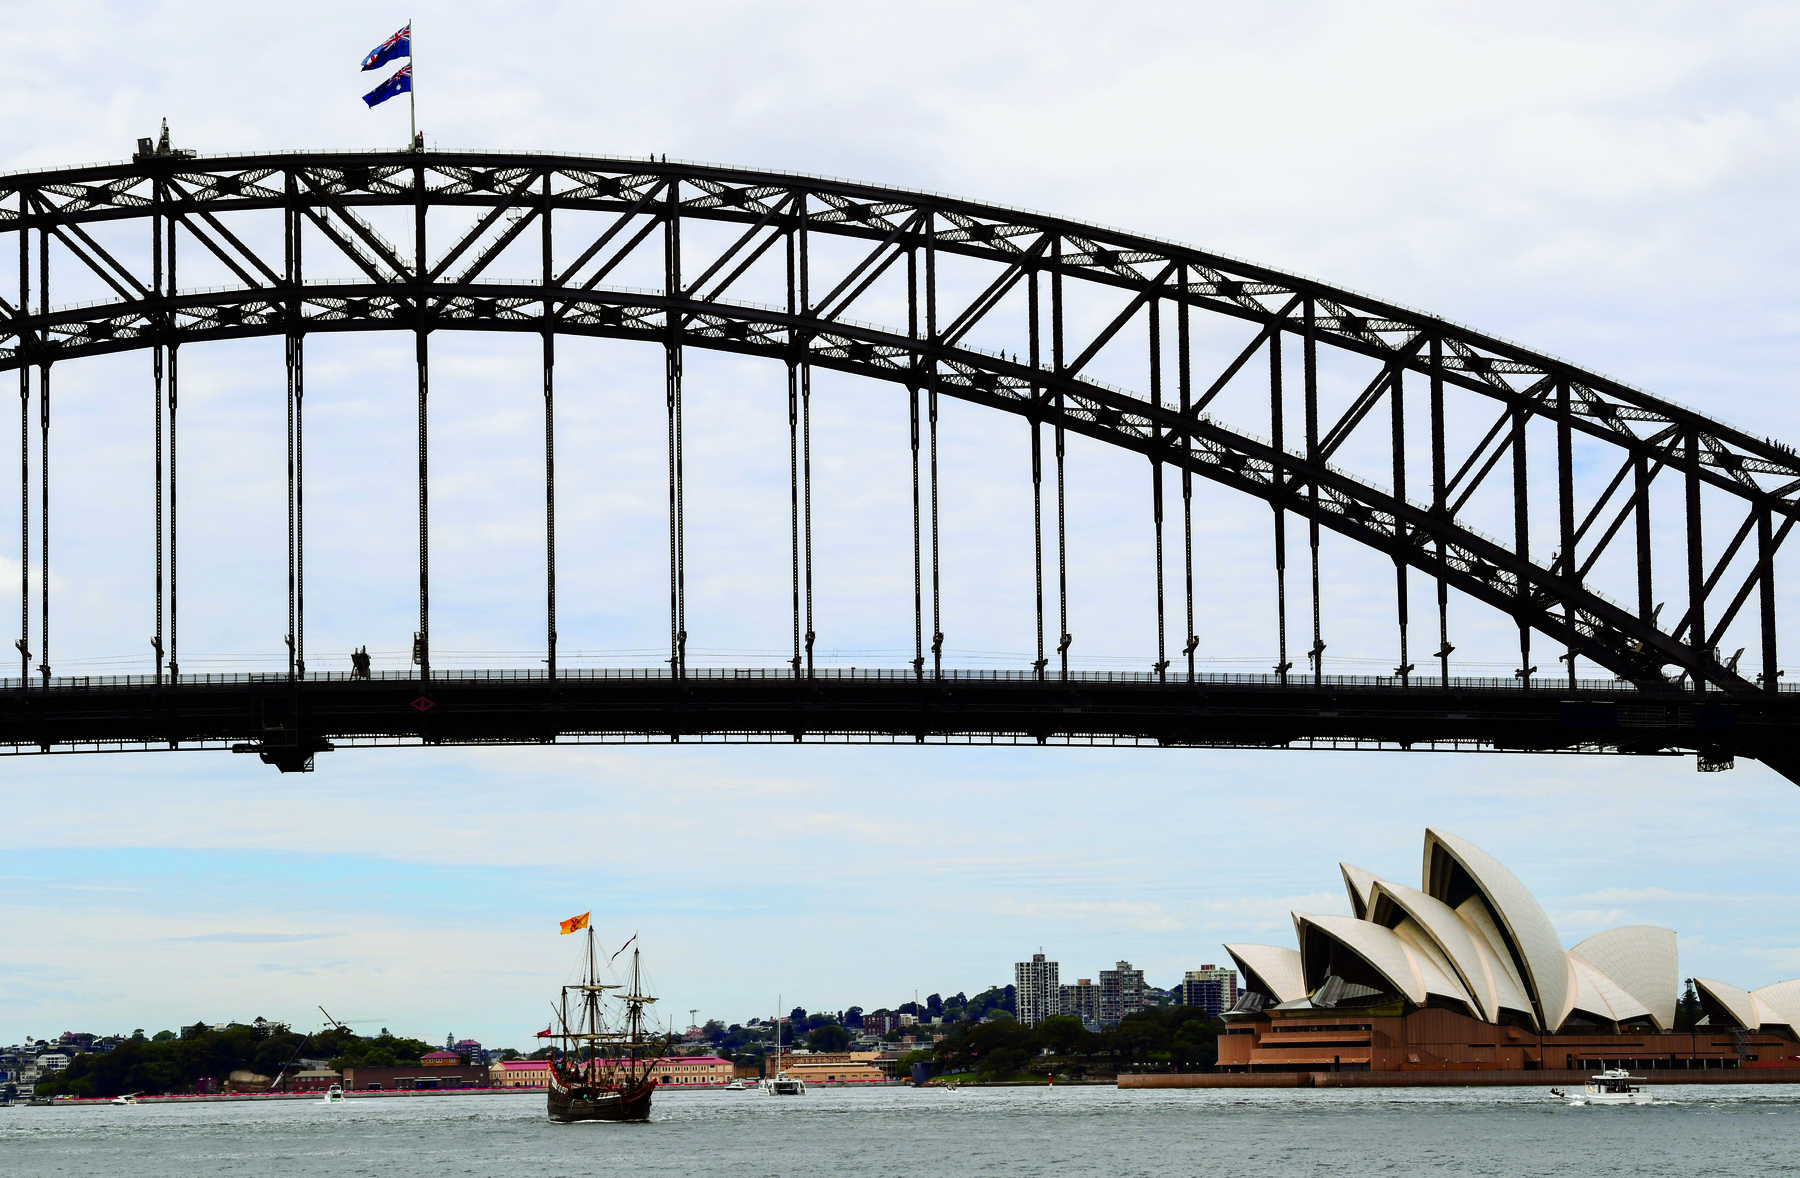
408;18;417;149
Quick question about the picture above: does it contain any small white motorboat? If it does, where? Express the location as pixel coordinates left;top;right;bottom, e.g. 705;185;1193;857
321;1083;345;1104
1564;1068;1651;1105
723;1079;753;1091
109;1093;140;1106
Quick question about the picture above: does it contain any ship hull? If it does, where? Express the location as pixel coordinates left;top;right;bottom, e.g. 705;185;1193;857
546;1075;655;1123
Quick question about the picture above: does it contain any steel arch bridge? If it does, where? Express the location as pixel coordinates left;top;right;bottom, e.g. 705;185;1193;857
3;133;1799;779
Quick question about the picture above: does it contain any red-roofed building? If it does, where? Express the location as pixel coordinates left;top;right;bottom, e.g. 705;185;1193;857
420;1050;462;1066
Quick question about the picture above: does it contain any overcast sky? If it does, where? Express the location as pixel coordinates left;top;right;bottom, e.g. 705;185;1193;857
3;0;1800;1050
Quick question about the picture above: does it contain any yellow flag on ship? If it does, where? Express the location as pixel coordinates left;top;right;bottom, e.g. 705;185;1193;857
559;912;590;935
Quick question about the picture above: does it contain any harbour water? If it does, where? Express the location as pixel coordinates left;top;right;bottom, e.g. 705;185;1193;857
5;1083;1797;1177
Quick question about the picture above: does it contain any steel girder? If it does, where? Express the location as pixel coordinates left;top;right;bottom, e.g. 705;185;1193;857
0;147;1793;705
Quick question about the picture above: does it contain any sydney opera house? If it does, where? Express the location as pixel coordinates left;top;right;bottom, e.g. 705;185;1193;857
1218;829;1800;1075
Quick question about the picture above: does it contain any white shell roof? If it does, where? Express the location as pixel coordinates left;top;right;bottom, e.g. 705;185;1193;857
1340;863;1378;920
1389;918;1481;1016
1752;979;1800;1030
1369;878;1502;1022
1293;912;1473;1011
1449;894;1534;1021
1694;977;1761;1030
1424;828;1572;1031
1224;944;1306;1005
1566;953;1652;1027
1568;926;1678;1030
1294;913;1424;1005
1229;826;1799;1037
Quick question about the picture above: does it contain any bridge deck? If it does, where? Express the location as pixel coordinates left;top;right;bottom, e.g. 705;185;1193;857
1;670;1793;780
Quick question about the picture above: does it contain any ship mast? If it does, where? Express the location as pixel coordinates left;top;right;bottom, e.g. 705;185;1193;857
585;925;597;1079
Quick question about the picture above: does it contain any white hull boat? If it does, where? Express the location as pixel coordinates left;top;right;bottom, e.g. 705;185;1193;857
1561;1068;1652;1105
761;993;806;1095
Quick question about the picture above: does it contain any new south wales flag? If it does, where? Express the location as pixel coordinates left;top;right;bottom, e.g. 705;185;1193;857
559;912;591;935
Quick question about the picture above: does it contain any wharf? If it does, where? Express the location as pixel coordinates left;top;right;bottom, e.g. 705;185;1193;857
21;1088;522;1107
1121;1069;1800;1089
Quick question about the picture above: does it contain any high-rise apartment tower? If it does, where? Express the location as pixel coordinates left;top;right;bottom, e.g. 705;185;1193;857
1014;952;1061;1027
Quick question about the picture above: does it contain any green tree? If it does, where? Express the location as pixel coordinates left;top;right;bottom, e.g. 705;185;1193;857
1676;980;1704;1030
964;985;1014;1021
1171;1019;1218;1070
328;1033;433;1073
805;1023;850;1052
1114;1016;1167;1064
933;1016;1037;1079
1036;1015;1091;1058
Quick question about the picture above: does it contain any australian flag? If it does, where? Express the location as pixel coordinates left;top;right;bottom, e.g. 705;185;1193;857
362;65;411;108
361;24;411;71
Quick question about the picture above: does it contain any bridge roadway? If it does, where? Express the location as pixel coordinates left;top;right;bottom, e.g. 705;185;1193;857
1;669;1794;781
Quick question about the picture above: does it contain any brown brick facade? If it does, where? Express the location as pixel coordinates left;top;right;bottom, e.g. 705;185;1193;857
1219;1006;1800;1074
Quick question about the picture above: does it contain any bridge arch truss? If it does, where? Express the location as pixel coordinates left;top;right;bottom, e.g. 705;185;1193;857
2;143;1797;775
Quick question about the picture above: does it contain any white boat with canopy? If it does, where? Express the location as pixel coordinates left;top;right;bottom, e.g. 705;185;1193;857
1557;1068;1651;1104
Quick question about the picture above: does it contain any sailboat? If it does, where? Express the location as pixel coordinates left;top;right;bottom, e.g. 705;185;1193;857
545;923;670;1123
759;995;807;1095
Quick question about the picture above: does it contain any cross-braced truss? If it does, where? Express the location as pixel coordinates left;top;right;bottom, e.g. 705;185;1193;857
1;142;1796;774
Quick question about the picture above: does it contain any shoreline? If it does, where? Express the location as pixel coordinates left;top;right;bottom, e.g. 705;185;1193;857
12;1081;923;1108
1121;1069;1800;1089
14;1088;525;1107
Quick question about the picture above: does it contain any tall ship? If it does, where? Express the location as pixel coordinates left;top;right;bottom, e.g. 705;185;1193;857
544;916;670;1123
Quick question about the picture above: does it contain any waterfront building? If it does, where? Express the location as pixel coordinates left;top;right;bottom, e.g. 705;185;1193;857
342;1062;489;1090
289;1069;341;1092
492;1059;551;1089
1218;827;1800;1075
1099;962;1146;1028
1015;952;1062;1027
765;1051;886;1085
650;1055;737;1086
1060;979;1101;1030
1179;966;1240;1018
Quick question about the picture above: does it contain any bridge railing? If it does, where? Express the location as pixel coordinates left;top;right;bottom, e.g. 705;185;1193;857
0;666;1777;694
